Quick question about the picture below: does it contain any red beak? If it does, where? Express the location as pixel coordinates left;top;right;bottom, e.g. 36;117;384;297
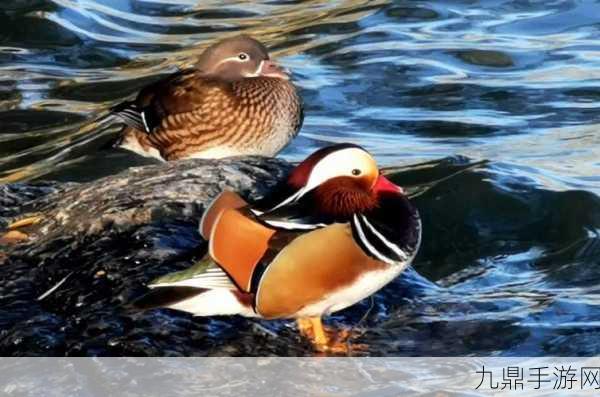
258;60;290;80
373;174;404;195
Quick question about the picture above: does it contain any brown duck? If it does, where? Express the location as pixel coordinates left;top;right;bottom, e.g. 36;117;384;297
112;35;303;161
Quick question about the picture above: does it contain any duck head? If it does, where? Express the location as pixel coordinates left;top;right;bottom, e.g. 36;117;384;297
195;35;289;81
264;143;405;221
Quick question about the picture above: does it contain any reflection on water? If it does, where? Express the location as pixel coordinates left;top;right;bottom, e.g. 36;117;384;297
1;0;600;356
2;0;600;187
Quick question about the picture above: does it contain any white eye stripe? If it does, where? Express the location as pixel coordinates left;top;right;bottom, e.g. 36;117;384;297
263;219;326;230
213;54;253;71
241;60;264;78
303;148;375;193
219;56;249;64
261;148;376;212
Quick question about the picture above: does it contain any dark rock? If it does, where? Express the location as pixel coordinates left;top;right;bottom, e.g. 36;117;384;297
1;157;291;242
4;155;599;357
0;181;68;223
0;157;293;356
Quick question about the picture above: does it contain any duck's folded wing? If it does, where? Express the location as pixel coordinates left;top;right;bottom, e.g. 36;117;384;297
209;208;276;292
200;190;248;240
111;69;233;134
111;69;192;132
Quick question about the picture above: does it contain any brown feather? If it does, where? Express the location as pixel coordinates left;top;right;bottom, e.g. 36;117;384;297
313;176;378;218
140;75;300;160
255;223;387;318
115;36;302;160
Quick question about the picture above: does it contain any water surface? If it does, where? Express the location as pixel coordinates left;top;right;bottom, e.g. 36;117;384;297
1;0;600;356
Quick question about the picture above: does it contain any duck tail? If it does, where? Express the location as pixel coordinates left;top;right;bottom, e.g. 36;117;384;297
132;286;207;310
132;286;256;317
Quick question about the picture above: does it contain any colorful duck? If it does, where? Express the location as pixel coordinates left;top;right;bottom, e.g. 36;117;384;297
134;143;421;352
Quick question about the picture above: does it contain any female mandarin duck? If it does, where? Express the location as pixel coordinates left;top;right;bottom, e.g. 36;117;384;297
112;35;303;161
134;144;421;353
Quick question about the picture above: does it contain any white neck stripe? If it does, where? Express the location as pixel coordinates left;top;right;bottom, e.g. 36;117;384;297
360;215;408;261
353;214;397;265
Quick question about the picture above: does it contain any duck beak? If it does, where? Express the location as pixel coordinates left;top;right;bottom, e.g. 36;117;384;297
373;174;404;195
258;60;290;80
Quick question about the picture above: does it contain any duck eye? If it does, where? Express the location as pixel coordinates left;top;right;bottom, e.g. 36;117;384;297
238;53;248;61
351;168;362;176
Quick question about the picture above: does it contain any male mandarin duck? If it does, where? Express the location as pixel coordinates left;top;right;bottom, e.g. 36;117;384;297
134;143;421;353
112;35;303;161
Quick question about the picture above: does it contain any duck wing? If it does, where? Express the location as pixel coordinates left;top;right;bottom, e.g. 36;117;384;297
111;69;233;135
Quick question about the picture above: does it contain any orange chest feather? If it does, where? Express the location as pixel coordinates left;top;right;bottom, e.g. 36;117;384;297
255;223;387;319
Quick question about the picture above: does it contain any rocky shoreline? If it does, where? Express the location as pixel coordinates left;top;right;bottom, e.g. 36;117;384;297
4;155;590;356
0;157;297;355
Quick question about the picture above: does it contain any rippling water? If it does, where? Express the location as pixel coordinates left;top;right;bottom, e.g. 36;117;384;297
1;0;600;356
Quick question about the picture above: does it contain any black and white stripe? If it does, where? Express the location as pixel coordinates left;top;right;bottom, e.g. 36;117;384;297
111;102;156;133
259;219;325;230
351;214;410;265
252;193;327;231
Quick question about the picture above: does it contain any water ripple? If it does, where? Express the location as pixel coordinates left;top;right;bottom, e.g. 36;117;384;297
2;0;600;356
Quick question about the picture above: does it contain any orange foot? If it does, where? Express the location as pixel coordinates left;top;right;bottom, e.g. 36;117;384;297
296;317;368;355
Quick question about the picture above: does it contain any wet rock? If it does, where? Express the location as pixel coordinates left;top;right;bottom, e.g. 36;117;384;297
0;181;67;221
1;157;291;248
3;155;600;357
0;157;291;356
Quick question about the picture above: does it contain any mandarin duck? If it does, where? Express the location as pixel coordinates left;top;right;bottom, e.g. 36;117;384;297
112;35;303;161
134;143;421;353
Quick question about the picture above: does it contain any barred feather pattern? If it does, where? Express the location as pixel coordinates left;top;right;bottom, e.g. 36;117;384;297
142;77;302;161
